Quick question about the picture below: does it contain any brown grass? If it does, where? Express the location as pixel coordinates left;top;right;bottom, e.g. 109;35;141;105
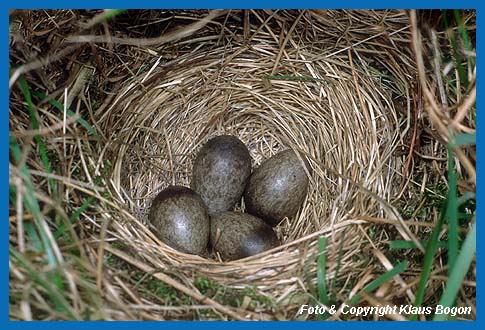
9;9;475;320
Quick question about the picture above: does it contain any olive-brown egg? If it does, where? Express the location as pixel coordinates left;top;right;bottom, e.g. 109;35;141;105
191;135;251;215
210;212;280;261
244;149;310;227
148;186;209;256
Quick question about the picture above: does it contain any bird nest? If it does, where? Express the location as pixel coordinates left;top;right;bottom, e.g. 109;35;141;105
93;10;414;319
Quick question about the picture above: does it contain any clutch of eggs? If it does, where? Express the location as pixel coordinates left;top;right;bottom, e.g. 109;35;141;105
148;135;310;260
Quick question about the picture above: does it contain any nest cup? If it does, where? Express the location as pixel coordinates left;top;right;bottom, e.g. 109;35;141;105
101;11;412;314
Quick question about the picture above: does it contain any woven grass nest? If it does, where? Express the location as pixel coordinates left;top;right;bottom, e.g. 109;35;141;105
101;10;411;318
10;9;476;320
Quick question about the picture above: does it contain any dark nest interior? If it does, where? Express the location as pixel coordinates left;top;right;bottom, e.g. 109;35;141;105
9;9;476;320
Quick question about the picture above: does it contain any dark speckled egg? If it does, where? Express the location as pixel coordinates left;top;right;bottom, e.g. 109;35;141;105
191;135;251;215
148;186;210;255
244;149;310;227
210;212;279;261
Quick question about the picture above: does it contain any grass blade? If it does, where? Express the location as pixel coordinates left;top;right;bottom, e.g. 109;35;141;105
446;145;458;275
411;201;446;320
443;11;468;88
433;221;476;320
23;222;43;252
54;196;94;239
411;145;459;320
316;236;331;320
453;132;476;147
317;236;329;305
389;240;447;250
31;90;100;139
453;9;475;69
104;9;127;20
456;191;475;206
348;261;408;305
18;77;57;196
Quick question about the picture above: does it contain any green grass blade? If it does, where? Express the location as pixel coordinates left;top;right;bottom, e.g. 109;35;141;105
453;10;475;69
411;202;446;320
348;261;408;305
433;221;476;320
453;132;476;147
457;191;475;206
317;236;329;305
303;251;317;293
389;240;447;250
9;134;23;164
31;90;100;139
458;212;474;220
104;9;127;20
446;145;458;275
330;229;346;298
18;77;57;196
443;11;468;88
23;222;43;252
19;77;39;128
442;75;459;97
54;196;94;239
316;236;331;320
411;144;459;320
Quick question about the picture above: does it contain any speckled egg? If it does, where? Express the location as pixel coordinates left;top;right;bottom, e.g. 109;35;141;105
191;135;252;215
244;149;310;227
210;212;280;261
148;185;209;255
